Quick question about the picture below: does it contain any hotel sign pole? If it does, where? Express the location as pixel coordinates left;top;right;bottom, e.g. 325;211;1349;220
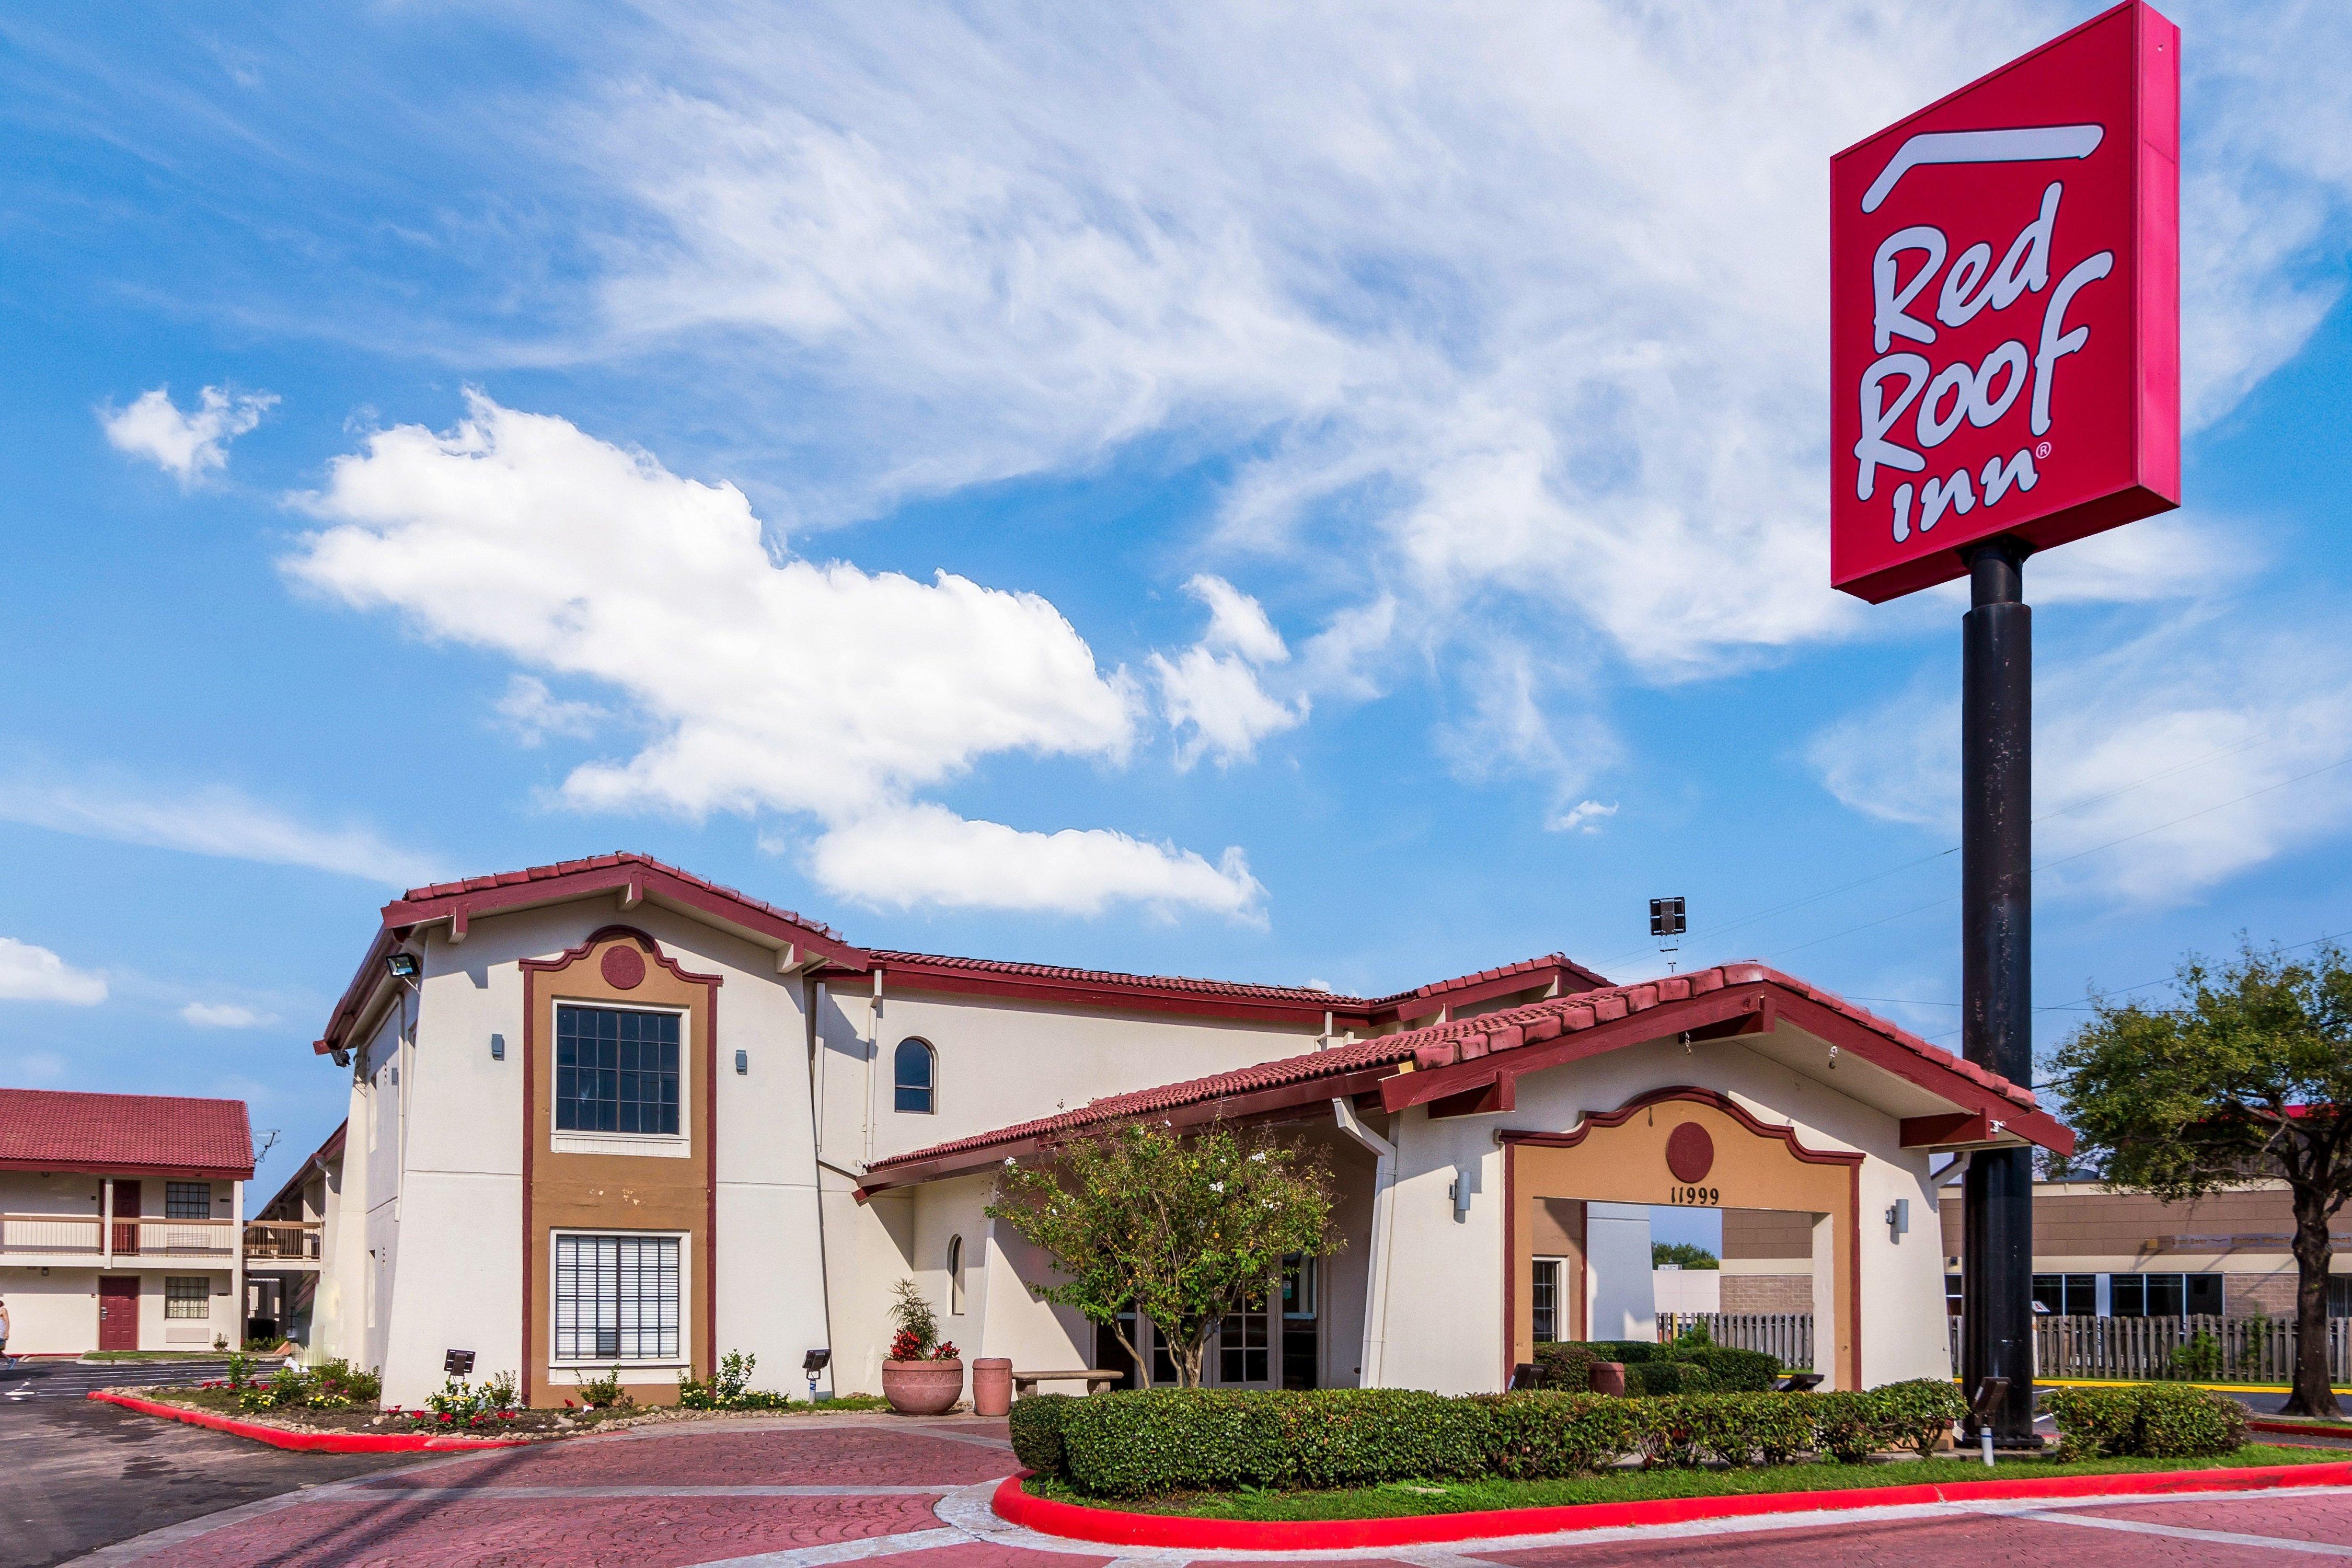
1828;4;2180;1445
1961;536;2035;1443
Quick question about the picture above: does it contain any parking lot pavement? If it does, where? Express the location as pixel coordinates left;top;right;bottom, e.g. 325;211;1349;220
0;1364;419;1568
35;1402;2352;1568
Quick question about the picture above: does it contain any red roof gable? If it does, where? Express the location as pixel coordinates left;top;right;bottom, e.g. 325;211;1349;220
0;1088;253;1179
862;962;2070;1187
316;850;1608;1052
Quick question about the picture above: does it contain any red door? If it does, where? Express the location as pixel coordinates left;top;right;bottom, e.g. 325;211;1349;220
98;1276;139;1352
111;1180;141;1254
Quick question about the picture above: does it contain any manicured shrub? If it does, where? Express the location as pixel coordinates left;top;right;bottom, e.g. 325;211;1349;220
1008;1392;1071;1477
2045;1383;2246;1459
1473;1392;1641;1478
1630;1396;1706;1468
1274;1389;1493;1489
1531;1342;1599;1392
1623;1360;1717;1397
1870;1378;1966;1456
1583;1340;1666;1365
2134;1382;2249;1458
1807;1390;1887;1463
1683;1392;1818;1466
1671;1346;1780;1392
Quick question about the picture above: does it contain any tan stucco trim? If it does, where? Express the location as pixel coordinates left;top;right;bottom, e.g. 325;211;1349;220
1504;1087;1862;1389
521;927;721;1406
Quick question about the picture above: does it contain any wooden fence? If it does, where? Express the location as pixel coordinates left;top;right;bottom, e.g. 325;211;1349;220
1945;1314;2352;1383
1656;1311;1813;1370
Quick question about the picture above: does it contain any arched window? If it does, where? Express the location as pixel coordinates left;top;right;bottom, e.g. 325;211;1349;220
947;1235;966;1315
894;1038;935;1114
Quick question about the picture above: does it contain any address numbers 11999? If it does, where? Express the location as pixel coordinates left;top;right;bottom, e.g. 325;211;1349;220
1666;1186;1720;1206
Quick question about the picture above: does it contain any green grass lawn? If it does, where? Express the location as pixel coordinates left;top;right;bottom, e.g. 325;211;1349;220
1026;1444;2341;1521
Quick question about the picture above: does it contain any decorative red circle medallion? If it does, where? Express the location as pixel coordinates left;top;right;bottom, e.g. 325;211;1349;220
1665;1122;1714;1184
600;944;648;990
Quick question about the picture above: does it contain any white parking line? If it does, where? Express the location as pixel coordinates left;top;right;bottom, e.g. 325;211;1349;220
2016;1508;2352;1557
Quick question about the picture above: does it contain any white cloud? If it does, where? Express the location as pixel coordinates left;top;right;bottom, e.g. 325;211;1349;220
1809;612;2352;905
493;675;606;747
0;775;440;889
807;804;1263;920
287;394;1260;918
0;938;107;1006
180;1001;276;1029
549;2;2352;695
1551;800;1618;835
1151;575;1306;768
100;384;276;485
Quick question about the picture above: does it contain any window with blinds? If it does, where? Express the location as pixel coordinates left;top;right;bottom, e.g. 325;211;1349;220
554;1234;681;1361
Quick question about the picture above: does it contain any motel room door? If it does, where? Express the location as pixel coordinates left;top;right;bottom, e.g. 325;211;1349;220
98;1275;139;1352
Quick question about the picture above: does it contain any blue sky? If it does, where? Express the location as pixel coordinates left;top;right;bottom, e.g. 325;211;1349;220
3;3;2349;1213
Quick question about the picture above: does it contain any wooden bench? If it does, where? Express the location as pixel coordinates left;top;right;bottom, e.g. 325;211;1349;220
1011;1368;1123;1399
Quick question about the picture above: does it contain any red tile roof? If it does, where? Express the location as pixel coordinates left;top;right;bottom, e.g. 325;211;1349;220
318;850;1609;1051
0;1088;253;1179
864;962;2062;1181
398;852;845;942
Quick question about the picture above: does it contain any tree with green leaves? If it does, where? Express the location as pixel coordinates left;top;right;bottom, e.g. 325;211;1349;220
2055;940;2352;1418
1653;1241;1719;1270
986;1118;1339;1388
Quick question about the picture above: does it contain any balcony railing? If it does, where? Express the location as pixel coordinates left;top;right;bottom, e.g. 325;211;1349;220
243;1220;324;1261
0;1214;324;1262
0;1213;238;1259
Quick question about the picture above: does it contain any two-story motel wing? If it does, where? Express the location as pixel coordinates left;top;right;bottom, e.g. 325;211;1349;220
299;853;2069;1406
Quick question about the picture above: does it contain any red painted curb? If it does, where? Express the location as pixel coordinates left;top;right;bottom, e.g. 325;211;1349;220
2252;1418;2352;1440
89;1392;535;1453
991;1460;2352;1549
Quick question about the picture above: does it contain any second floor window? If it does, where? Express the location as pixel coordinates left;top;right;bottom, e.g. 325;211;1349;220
166;1182;212;1219
894;1038;935;1114
557;1005;681;1136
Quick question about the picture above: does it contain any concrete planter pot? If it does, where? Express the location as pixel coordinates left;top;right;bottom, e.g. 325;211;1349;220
881;1358;965;1415
971;1357;1012;1417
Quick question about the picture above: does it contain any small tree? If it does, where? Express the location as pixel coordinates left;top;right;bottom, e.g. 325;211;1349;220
987;1119;1338;1388
2055;940;2352;1417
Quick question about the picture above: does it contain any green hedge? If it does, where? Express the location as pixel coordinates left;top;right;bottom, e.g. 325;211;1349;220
1010;1392;1073;1477
1040;1382;1993;1497
1536;1340;1780;1394
2043;1383;2249;1459
1624;1361;1717;1397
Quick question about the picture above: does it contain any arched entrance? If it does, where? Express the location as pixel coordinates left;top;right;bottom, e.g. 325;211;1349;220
1504;1087;1862;1388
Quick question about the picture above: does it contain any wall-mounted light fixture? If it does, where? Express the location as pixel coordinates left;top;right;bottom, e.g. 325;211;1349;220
386;952;420;982
1886;1198;1910;1242
490;1033;505;1062
735;1050;748;1075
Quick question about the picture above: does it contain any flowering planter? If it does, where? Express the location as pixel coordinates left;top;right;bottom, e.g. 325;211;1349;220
881;1358;965;1415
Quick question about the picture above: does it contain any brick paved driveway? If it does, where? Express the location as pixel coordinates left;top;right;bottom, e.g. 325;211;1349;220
64;1412;2352;1566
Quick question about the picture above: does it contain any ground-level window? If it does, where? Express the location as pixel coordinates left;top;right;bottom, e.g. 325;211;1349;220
1531;1256;1564;1343
1218;1303;1270;1385
2032;1273;2096;1317
556;1005;681;1136
2108;1272;2221;1319
166;1182;212;1219
894;1039;935;1114
165;1276;211;1319
555;1234;681;1360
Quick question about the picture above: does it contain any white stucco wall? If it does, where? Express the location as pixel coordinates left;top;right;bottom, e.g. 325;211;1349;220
1586;1203;1657;1341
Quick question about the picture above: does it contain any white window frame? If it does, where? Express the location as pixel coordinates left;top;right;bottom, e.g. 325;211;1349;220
164;1275;212;1320
550;1001;691;1159
549;1229;690;1370
1531;1255;1568;1344
893;1037;937;1115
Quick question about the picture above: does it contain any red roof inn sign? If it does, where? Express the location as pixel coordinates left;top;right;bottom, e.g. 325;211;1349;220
1830;1;2180;602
